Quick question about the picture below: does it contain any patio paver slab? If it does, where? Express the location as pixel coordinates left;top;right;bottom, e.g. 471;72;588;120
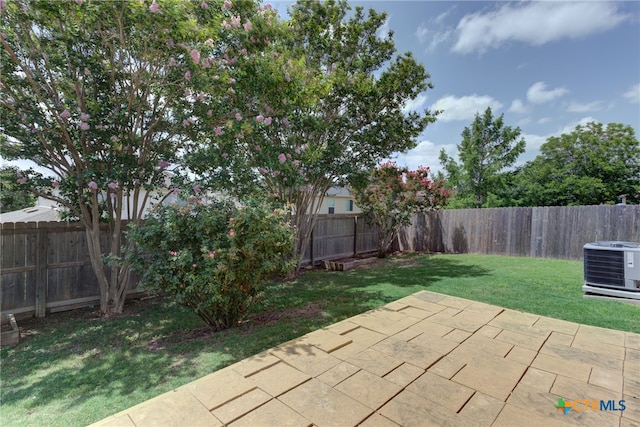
278;378;372;426
229;398;312;427
247;361;311;396
334;369;403;409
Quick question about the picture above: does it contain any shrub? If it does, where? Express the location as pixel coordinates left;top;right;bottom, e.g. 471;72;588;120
353;161;450;257
127;198;294;330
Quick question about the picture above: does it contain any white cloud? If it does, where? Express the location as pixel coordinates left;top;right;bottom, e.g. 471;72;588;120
508;99;528;114
377;17;391;40
428;30;453;52
567;101;603;113
431;94;503;122
537;117;551;124
403;93;428;113
415;23;429;43
623;83;640;104
435;6;456;25
453;2;629;54
526;81;568;104
392;140;458;173
558;116;599;135
415;22;453;52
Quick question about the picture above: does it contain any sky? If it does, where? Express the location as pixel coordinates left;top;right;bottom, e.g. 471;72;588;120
280;0;640;173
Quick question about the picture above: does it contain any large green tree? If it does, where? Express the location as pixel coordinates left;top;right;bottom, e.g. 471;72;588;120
0;0;279;314
439;107;525;208
187;0;439;269
518;122;640;206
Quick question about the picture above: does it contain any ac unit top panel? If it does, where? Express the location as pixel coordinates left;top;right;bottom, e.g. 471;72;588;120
584;241;640;251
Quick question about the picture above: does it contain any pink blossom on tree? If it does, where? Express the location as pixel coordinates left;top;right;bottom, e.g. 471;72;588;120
190;49;200;64
278;153;286;163
243;20;252;32
60;109;71;119
80;122;90;130
149;0;160;13
88;181;98;190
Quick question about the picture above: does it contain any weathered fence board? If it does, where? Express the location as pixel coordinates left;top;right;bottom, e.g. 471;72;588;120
399;205;640;260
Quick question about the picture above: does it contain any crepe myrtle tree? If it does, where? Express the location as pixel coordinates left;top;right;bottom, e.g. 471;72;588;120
0;0;282;315
352;161;450;257
186;0;439;271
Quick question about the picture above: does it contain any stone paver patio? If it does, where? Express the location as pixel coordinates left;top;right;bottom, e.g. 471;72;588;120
92;291;640;427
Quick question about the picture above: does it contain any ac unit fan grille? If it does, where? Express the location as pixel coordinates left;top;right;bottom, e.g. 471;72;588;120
584;249;625;288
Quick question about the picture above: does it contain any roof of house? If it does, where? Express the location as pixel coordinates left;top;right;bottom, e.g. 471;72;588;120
325;187;353;197
0;205;63;223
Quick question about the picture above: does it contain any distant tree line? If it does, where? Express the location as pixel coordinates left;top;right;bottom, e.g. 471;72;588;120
438;108;640;207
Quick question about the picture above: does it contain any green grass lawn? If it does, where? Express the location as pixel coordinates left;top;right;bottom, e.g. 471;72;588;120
1;254;639;426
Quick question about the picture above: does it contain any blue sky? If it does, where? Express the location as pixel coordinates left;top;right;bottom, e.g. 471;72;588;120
280;0;640;173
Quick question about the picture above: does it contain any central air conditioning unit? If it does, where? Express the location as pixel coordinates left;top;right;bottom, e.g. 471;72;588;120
583;241;640;301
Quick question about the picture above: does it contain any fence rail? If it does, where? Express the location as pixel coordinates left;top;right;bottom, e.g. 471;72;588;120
2;205;639;319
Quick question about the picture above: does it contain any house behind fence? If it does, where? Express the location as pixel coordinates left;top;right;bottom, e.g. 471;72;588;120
2;205;639;319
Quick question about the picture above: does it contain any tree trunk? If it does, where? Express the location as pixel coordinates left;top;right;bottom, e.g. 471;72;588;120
84;220;130;316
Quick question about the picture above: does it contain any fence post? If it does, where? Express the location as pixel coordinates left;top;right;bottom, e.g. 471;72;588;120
35;226;47;318
310;227;315;267
353;216;358;257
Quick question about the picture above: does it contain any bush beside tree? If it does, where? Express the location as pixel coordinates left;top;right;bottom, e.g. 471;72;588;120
127;198;294;330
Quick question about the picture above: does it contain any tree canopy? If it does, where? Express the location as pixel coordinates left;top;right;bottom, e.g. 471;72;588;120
439;107;525;208
517;122;640;206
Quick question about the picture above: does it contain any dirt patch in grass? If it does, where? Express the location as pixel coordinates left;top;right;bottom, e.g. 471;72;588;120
247;302;323;327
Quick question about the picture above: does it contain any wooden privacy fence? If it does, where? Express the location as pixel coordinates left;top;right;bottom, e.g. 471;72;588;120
398;205;640;259
2;205;639;319
0;221;138;320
